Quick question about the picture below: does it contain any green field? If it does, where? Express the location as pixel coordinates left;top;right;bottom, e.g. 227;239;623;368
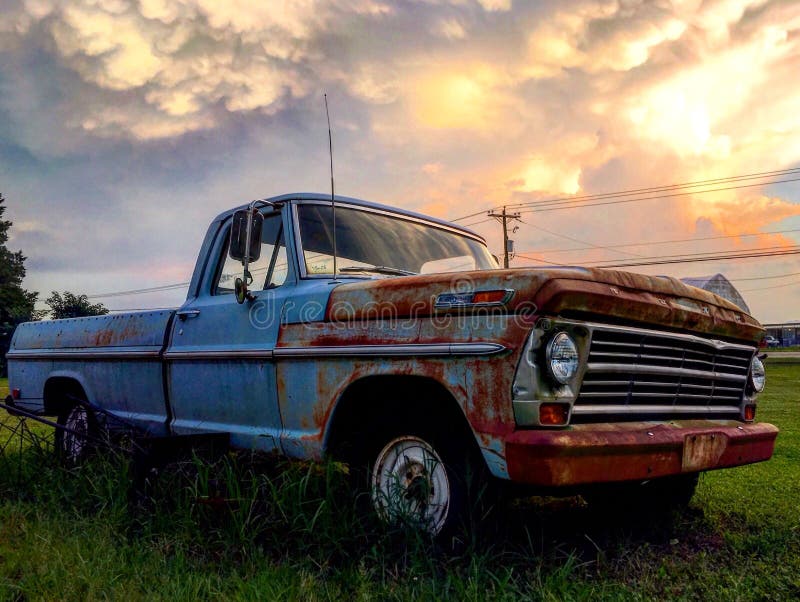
0;366;798;601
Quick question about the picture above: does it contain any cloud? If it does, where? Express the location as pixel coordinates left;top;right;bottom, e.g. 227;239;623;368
0;0;799;321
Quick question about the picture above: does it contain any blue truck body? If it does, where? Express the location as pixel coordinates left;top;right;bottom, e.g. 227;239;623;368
6;193;778;530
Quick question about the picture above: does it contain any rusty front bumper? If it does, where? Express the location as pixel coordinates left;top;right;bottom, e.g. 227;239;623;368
504;421;778;487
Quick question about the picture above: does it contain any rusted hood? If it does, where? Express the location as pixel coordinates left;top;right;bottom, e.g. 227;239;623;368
327;267;762;343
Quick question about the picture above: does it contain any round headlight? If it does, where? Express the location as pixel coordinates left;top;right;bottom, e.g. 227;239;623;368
547;332;579;385
749;356;766;393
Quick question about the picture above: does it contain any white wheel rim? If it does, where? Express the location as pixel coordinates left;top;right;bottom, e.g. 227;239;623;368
371;436;450;535
63;406;89;461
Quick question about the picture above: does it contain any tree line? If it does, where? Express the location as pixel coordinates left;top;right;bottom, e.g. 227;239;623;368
1;193;108;376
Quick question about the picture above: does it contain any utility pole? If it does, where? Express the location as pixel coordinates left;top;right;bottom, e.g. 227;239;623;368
488;206;521;268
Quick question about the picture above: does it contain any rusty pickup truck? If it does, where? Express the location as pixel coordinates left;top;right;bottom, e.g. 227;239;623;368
5;193;777;536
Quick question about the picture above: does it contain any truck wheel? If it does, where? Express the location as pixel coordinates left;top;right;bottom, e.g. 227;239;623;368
370;432;475;539
55;404;97;465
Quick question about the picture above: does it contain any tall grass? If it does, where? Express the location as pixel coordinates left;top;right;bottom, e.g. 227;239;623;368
0;368;798;600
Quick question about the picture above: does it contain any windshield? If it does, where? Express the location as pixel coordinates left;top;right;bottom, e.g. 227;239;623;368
296;204;498;276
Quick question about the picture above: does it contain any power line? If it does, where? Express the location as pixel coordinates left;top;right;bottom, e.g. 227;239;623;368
513;253;563;266
730;270;800;282
739;279;800;293
517;218;643;258
451;166;800;221
456;168;800;263
507;168;800;212
583;246;800;269
86;282;190;300
510;227;800;257
461;217;494;228
586;243;796;263
514;176;800;215
80;242;800;300
455;208;496;223
65;167;800;301
514;247;800;269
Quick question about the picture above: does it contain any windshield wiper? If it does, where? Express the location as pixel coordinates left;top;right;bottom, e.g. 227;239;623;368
338;265;417;276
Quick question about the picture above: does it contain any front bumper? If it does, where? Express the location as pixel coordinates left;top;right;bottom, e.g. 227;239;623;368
504;420;778;487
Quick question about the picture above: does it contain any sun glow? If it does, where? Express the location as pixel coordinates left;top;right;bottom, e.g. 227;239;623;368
414;69;497;129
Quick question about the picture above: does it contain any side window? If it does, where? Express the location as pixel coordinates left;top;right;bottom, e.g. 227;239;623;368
216;213;288;295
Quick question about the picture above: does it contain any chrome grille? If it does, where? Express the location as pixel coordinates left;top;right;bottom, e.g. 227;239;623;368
573;326;754;423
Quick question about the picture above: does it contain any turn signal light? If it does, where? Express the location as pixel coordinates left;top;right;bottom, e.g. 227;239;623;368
435;289;513;309
472;290;509;304
744;404;756;421
539;403;569;426
11;388;20;400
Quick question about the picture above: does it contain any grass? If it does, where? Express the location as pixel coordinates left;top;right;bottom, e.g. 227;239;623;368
0;367;799;601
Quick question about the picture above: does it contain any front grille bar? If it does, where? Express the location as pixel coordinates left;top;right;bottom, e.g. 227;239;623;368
572;404;741;416
569;321;755;423
584;363;747;383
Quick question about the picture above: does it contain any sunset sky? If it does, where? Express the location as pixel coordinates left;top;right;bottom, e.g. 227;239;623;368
1;0;799;322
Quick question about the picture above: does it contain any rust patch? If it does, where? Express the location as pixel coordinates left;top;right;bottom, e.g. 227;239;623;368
314;267;762;344
504;422;778;487
533;278;762;342
92;328;115;347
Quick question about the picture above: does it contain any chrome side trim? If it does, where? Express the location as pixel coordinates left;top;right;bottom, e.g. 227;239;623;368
165;342;506;361
165;349;273;360
6;349;161;360
275;342;506;358
11;342;507;362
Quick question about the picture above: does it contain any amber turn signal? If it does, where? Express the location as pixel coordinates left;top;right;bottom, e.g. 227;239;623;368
472;290;509;304
744;404;756;421
539;403;569;426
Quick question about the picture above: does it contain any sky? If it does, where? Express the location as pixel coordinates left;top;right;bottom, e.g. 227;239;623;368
1;0;799;322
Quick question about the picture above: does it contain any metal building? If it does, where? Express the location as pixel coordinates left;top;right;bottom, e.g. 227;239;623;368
680;273;751;314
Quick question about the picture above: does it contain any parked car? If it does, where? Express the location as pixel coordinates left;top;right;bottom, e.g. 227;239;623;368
765;335;780;347
4;193;778;538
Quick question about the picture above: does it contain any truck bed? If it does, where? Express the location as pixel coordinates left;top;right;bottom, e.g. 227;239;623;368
7;310;175;435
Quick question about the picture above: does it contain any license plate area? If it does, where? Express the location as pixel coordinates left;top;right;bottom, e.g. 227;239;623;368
682;432;727;472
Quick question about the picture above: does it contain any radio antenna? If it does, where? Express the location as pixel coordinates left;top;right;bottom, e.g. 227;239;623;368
324;93;339;282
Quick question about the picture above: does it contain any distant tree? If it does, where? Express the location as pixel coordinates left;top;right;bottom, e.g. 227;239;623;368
0;193;40;376
45;291;109;320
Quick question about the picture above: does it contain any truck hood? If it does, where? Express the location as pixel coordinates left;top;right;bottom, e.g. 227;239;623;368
327;267;763;343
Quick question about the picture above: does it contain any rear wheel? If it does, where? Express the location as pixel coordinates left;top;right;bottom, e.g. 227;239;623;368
55;404;98;465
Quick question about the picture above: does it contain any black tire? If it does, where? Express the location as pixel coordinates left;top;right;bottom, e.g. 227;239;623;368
55;403;98;466
584;473;700;516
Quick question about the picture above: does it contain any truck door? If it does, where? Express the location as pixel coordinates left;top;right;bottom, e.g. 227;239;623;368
165;208;292;452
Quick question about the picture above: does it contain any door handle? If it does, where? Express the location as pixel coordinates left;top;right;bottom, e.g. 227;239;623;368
176;309;201;320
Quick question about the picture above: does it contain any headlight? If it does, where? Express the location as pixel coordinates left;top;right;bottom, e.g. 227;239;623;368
546;332;579;385
748;355;766;393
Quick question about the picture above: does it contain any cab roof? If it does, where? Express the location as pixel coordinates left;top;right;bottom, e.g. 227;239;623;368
212;192;486;244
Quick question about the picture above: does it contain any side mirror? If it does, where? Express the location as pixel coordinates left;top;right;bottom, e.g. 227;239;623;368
235;275;250;304
229;210;263;262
